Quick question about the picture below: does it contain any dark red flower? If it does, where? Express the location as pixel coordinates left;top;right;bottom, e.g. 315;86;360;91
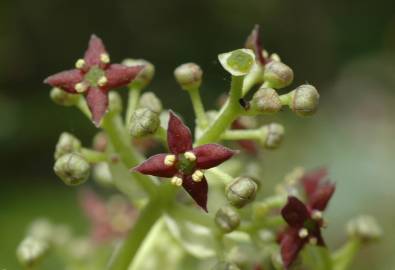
133;111;237;211
44;35;144;126
245;24;266;66
280;171;335;269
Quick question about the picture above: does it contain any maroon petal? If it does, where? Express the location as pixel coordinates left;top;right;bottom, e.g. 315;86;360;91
281;196;310;227
245;24;266;66
182;175;208;212
86;87;109;127
43;69;83;93
280;227;306;269
84;34;108;68
167;111;193;154
302;168;328;200
104;64;144;89
309;183;335;211
132;153;178;178
193;144;236;169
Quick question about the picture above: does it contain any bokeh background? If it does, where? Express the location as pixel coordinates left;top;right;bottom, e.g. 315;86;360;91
1;0;394;269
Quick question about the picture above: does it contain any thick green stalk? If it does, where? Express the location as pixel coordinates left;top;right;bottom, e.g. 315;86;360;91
80;148;107;163
188;87;209;129
195;76;244;145
125;87;142;127
332;238;362;270
221;128;262;141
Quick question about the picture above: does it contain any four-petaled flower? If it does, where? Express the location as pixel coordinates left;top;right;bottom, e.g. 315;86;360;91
133;111;237;211
44;35;144;126
280;169;335;269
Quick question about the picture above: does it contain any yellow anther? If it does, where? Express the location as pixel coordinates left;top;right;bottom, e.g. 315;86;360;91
191;170;204;182
100;53;110;64
312;210;323;220
184;151;196;162
171;176;183;186
298;228;308;239
97;76;108;87
164;155;176;166
75;82;88;93
309;237;318;245
75;59;85;69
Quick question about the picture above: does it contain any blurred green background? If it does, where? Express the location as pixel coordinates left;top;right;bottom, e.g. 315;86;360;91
1;0;394;269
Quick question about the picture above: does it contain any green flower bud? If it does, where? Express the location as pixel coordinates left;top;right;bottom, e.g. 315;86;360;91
260;123;284;149
218;49;255;76
250;87;282;113
263;61;294;89
122;58;155;89
346;215;382;242
174;63;203;90
226;247;249;268
27;219;54;242
16;236;48;268
215;206;240;233
50;87;79;106
129;108;160;137
93;162;113;187
108;91;122;114
289;84;320;116
53;153;90;186
226;176;258;208
139;91;162;113
54;132;81;160
92;132;108;152
211;261;241;270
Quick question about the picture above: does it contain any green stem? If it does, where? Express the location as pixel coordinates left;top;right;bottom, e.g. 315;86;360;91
221;128;262;141
76;96;91;118
195;76;244;145
242;66;263;96
102;113;157;196
80;148;107;163
207;167;234;185
279;92;292;106
332;238;362;270
154;126;168;148
125;87;142;127
188;87;209;129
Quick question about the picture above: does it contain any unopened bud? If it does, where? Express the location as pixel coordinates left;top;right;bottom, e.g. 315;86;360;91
218;49;255;76
27;219;54;242
129;108;160;137
92;132;108;152
53;153;90;186
289;84;320;116
226;176;258;208
108;91;122;114
211;261;241;270
346;215;382;242
250;87;282;113
215;206;240;233
93;162;113;187
260;123;284;149
17;236;48;268
123;58;155;89
174;63;203;90
139;92;162;113
54;132;81;160
50;87;79;106
263;62;294;89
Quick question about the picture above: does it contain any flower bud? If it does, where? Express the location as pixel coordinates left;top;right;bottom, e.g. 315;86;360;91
92;132;108;152
50;87;79;106
54;132;81;160
129;108;160;137
250;87;282;113
122;58;155;89
260;123;284;149
218;49;255;76
17;236;48;268
263;61;294;89
226;176;258;208
27;219;54;242
346;215;382;242
108;91;122;114
215;206;240;233
289;84;320;116
93;162;113;187
211;261;241;270
139;92;162;113
174;63;203;90
53;153;90;186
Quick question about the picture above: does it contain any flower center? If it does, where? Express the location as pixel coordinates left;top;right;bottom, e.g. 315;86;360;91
84;66;105;87
176;154;196;175
227;49;254;73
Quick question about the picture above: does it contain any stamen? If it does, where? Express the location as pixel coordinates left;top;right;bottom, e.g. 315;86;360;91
75;59;85;69
298;228;308;239
171;176;183;186
164;155;176;166
100;53;110;64
309;237;317;245
97;76;108;87
192;170;204;182
75;82;88;93
312;210;323;220
184;151;196;162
